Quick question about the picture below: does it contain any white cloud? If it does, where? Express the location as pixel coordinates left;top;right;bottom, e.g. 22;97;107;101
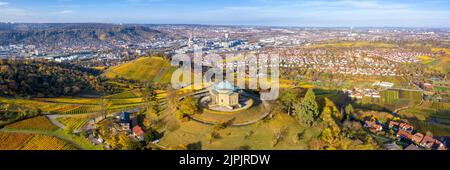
53;10;74;14
0;1;9;6
0;2;34;19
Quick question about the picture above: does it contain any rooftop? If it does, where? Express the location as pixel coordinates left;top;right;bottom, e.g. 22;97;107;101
213;80;238;91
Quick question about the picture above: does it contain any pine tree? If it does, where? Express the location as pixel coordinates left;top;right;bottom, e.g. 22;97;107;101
294;88;319;126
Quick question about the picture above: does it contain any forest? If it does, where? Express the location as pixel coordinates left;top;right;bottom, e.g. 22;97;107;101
0;59;103;97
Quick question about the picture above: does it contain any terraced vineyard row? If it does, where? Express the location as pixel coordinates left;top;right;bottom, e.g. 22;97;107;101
0;132;78;150
45;105;80;114
109;103;146;111
57;115;95;131
106;90;142;99
62;105;100;115
5;116;59;131
35;98;100;105
109;97;144;105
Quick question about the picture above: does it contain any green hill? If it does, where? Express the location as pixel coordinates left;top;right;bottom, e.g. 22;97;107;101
103;56;175;83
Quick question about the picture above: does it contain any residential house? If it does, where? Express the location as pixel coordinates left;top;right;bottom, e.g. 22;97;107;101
364;120;383;132
419;135;435;149
399;123;414;133
397;130;413;141
388;121;399;130
412;133;424;144
132;125;145;142
118;111;131;131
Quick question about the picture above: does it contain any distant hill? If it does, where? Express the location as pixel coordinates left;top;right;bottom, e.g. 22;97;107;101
0;23;167;46
103;56;175;84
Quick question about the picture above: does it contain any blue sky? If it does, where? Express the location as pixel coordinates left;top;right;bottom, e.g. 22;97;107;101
0;0;449;27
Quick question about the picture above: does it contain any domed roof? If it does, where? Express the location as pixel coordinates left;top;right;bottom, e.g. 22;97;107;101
213;80;237;91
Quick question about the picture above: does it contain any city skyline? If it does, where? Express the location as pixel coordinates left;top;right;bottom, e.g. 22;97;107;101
0;0;450;27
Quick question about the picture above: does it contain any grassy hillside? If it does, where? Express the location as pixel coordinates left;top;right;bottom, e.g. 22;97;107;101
104;56;175;83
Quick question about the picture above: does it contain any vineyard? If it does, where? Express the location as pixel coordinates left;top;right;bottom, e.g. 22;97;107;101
35;98;100;105
103;56;174;83
5;116;59;131
0;132;78;150
57;115;95;131
106;90;142;99
380;89;400;104
380;89;423;110
399;101;450;136
62;105;101;114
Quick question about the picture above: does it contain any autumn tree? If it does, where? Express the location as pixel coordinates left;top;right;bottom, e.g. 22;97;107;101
279;89;298;116
99;97;112;119
177;96;199;119
323;97;343;121
118;134;140;150
344;104;354;120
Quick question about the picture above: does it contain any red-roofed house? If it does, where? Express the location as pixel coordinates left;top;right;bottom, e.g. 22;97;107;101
132;125;145;141
396;130;413;141
419;135;435;149
364;121;383;132
412;133;424;144
388;121;400;129
399;123;414;132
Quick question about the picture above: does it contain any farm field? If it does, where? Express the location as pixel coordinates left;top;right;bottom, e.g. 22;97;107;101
0;132;78;150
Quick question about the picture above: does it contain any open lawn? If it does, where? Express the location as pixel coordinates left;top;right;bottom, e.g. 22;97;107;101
158;109;321;150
